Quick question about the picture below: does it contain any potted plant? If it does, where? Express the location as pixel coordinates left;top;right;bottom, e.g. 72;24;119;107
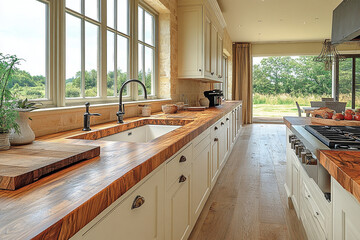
9;98;41;145
0;54;20;150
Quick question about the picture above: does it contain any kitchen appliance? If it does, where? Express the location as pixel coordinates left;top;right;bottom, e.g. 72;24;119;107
204;90;223;107
332;0;360;44
305;125;360;149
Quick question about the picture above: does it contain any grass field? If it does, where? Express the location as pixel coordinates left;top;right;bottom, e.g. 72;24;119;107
253;104;303;117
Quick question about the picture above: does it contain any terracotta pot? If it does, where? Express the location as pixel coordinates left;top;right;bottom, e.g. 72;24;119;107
9;111;35;145
0;132;10;150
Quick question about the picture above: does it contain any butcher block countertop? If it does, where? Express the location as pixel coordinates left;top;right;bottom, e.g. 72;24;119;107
319;150;360;203
284;116;360;204
0;101;242;240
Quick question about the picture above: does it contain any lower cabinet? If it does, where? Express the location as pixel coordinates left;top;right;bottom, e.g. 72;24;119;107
291;152;300;216
72;105;242;240
72;166;165;240
333;178;360;240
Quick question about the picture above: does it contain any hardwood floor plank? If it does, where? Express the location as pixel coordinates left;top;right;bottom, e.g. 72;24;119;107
189;124;307;240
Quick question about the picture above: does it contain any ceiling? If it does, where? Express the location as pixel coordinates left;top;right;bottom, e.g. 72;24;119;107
218;0;342;43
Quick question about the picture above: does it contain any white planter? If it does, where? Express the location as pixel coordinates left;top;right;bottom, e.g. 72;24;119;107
0;133;10;150
10;111;35;145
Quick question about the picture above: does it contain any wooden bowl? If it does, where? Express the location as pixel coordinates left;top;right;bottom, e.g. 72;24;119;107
162;104;178;114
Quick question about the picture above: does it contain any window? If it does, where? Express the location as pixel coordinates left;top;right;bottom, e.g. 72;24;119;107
138;5;156;96
65;0;101;98
0;0;50;100
0;0;158;106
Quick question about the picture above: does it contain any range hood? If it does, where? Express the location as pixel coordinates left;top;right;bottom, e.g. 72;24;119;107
331;0;360;45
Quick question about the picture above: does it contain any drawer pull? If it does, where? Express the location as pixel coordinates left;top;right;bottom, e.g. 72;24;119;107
214;127;218;130
128;132;132;136
221;122;224;126
131;195;145;209
211;72;214;75
179;175;187;183
214;138;219;142
198;68;202;72
226;118;229;121
179;155;187;163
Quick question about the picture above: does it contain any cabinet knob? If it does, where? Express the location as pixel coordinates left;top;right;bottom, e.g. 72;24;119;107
198;68;202;72
211;72;214;75
131;195;145;209
214;138;219;142
214;126;218;130
179;175;187;183
221;122;224;126
226;118;229;121
179;155;187;163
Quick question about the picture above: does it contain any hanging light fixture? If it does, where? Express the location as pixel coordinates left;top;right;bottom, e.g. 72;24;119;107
314;39;346;70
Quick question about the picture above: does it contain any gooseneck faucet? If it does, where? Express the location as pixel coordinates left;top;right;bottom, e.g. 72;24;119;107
117;79;148;123
82;102;101;131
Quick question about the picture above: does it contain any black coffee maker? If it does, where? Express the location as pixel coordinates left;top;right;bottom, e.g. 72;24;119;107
204;90;223;107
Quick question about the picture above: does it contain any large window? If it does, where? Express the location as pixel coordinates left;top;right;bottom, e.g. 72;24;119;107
0;0;158;106
0;0;49;100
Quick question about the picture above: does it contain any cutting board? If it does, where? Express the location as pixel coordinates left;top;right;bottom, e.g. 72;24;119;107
311;117;360;126
0;141;100;190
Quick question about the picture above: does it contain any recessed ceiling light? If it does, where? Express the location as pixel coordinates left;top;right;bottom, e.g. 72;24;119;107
258;20;262;23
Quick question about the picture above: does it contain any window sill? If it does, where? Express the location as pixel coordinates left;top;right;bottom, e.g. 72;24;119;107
31;98;172;114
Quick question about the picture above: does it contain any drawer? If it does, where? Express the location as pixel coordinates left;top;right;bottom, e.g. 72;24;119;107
166;144;192;188
210;120;221;138
193;128;210;146
193;132;211;158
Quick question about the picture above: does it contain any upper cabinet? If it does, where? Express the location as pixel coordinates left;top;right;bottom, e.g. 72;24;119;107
178;0;226;83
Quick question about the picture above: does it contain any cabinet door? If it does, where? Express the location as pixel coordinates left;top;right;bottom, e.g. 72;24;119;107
204;12;211;78
219;120;227;167
191;143;211;224
217;34;223;81
165;172;191;240
291;155;300;216
210;23;218;79
75;167;165;240
211;136;220;188
178;6;203;78
333;179;360;240
225;115;231;153
232;110;236;143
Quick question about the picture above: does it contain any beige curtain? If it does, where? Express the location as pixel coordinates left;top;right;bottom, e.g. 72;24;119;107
232;43;253;124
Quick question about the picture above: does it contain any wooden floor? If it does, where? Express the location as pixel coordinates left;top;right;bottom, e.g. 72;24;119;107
189;124;307;240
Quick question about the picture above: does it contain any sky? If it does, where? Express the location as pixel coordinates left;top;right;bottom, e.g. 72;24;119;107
0;0;154;79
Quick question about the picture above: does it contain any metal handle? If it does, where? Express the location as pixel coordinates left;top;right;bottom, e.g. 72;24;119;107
179;155;186;163
226;118;229;121
198;68;202;72
221;122;224;126
179;175;187;183
214;138;219;142
214;126;218;130
128;132;132;136
211;72;214;75
131;195;145;209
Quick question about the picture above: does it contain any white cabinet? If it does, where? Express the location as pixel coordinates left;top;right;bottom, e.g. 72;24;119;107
178;1;224;83
218;119;227;168
291;152;300;216
333;178;360;240
210;123;220;188
191;132;211;225
72;166;165;240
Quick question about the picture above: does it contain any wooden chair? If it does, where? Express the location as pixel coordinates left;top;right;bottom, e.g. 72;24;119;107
322;97;335;102
325;101;347;113
310;101;326;108
295;102;302;117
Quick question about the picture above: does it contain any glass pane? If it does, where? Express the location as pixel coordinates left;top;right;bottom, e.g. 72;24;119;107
66;14;81;98
107;0;115;29
144;11;154;46
66;0;81;13
138;6;144;42
85;0;99;21
356;58;360;109
117;36;129;96
0;0;48;100
138;43;144;96
339;58;353;107
144;46;154;95
117;0;129;34
85;21;99;97
107;31;115;97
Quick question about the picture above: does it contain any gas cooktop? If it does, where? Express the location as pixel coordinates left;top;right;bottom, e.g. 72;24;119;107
305;125;360;149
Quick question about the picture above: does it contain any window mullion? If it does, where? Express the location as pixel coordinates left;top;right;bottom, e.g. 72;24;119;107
100;0;108;99
81;17;85;98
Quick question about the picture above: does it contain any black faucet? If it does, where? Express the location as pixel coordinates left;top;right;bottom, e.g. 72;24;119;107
82;102;101;131
117;79;148;123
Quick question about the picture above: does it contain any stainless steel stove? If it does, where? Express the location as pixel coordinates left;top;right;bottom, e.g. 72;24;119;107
305;125;360;149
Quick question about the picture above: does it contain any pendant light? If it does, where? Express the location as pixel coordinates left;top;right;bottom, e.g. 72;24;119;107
314;39;345;70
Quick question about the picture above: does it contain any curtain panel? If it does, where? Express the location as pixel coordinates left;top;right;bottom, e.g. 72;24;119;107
232;43;253;124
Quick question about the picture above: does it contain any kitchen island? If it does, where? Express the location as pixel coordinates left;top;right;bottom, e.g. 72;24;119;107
0;101;242;240
284;116;360;240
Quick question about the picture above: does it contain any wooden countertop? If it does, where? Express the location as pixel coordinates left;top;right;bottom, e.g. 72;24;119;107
283;116;313;129
0;101;241;240
319;150;360;203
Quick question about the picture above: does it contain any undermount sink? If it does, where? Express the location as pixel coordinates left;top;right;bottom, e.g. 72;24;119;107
99;125;181;143
69;118;193;143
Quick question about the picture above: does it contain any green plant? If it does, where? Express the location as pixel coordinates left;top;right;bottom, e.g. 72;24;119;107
16;98;41;111
0;53;21;133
